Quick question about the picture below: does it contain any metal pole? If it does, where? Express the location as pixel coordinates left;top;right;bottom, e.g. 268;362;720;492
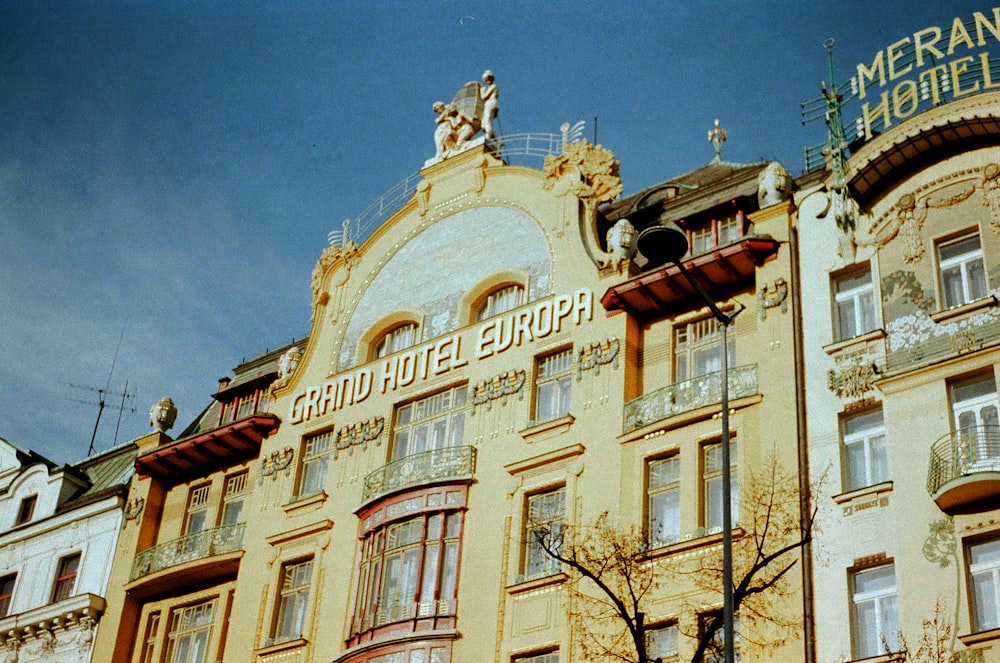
720;318;734;663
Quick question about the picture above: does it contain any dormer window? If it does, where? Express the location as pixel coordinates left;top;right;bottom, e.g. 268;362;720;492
218;387;271;425
15;495;36;525
688;212;746;257
374;323;419;359
476;284;525;320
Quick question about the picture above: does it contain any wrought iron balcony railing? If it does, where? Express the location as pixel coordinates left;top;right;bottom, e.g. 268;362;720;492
623;365;759;434
130;523;246;581
362;446;477;501
927;425;1000;496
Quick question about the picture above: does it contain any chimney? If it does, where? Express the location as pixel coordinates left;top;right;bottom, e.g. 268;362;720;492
218;376;231;391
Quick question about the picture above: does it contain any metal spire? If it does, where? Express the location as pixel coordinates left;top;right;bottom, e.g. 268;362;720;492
707;118;727;163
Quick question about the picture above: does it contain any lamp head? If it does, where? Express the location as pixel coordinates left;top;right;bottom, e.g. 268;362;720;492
635;222;689;268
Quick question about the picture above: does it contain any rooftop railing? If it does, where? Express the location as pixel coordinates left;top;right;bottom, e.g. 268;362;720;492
130;523;245;582
623;364;759;434
362;446;477;502
927;425;1000;496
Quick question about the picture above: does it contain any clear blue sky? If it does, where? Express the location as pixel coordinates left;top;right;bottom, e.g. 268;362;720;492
0;0;990;463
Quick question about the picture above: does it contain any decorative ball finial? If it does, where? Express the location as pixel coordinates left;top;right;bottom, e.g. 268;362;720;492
707;118;727;162
150;397;178;433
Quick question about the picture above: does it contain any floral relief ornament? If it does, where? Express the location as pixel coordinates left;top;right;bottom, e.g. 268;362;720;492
984;163;1000;233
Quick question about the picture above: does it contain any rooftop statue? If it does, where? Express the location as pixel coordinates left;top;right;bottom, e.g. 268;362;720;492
428;70;500;165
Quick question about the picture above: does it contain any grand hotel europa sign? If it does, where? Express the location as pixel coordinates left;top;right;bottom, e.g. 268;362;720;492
853;7;1000;139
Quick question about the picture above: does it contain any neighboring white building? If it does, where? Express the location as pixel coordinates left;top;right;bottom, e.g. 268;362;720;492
0;436;138;663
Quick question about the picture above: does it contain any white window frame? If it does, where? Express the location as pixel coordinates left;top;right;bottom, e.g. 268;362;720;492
184;485;212;535
221;471;248;526
392;385;468;461
275;558;313;642
703;440;738;531
833;264;877;340
675;318;734;383
842;409;888;492
297;430;334;498
166;599;216;663
524;488;565;579
374;323;419;358
851;564;900;659
646;623;679;662
648;456;681;548
477;284;525;320
938;232;988;309
969;537;1000;632
533;349;573;424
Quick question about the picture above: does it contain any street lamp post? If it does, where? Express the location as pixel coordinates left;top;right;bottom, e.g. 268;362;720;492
636;223;736;663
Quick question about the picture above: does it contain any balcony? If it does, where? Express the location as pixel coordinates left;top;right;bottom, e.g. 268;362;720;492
623;364;759;434
362;446;476;502
130;523;245;582
928;426;1000;513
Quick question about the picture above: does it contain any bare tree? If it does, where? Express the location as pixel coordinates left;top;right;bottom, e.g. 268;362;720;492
532;457;815;663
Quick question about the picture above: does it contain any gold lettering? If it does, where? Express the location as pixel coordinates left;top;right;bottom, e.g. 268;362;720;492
397;351;416;387
532;300;554;337
432;337;452;374
918;66;949;104
861;91;891;139
476;321;495;359
513;309;533;346
303;386;321;422
982;52;1000;89
857;50;886;99
914;26;944;66
573;288;594;325
892;79;919;119
320;382;336;416
951;56;980;97
493;316;514;353
353;370;372;403
887;37;912;80
289;394;305;424
379;357;396;394
948;17;975;54
553;295;574;333
450;335;468;369
975;9;1000;45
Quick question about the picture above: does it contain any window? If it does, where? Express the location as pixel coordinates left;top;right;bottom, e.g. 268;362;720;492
951;374;1000;470
939;232;987;309
220;388;269;424
833;265;877;340
477;284;525;320
514;653;558;663
533;349;573;424
165;600;216;663
275;558;313;641
140;612;161;663
851;564;900;659
690;215;743;256
648;456;680;548
703;440;738;531
51;552;81;603
842;409;888;491
675;318;734;382
524;488;565;579
969;537;1000;632
184;485;212;535
0;574;15;618
297;430;334;498
375;323;419;358
647;623;679;662
14;495;36;525
700;613;740;663
352;510;463;632
392;386;467;460
221;472;249;526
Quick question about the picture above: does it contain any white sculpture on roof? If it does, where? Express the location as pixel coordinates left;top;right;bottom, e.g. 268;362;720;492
428;70;500;165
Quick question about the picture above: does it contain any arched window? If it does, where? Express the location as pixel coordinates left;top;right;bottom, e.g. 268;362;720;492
476;284;525;321
374;323;419;359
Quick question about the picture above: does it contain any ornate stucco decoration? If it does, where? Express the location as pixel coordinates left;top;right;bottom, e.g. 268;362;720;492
427;70;498;166
312;233;360;323
577;338;620;378
124;496;144;522
270;346;303;394
149;397;177;433
757;278;788;320
334;417;385;459
756;161;792;208
472;370;526;413
542;139;624;268
983;163;1000;232
827;358;880;401
260;447;295;483
882;270;936;314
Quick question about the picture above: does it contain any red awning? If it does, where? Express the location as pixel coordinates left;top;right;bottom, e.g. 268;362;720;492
135;415;280;484
601;237;780;319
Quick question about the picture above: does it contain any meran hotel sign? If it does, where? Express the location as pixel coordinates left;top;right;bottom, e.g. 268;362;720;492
289;289;594;425
856;7;1000;138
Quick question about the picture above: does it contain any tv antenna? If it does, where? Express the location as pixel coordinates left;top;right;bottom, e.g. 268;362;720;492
64;330;137;455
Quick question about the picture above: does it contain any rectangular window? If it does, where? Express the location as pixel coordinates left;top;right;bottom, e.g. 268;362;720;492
297;430;334;498
969;537;1000;632
166;600;216;663
843;409;888;492
514;652;558;663
691;226;714;255
951;374;1000;470
392;386;468;460
939;232;987;309
0;574;15;618
833;265;877;340
647;623;679;662
524;488;565;578
703;440;738;531
717;215;741;246
675;319;734;382
533;349;573;423
140;612;162;663
51;552;81;603
221;471;249;526
184;485;212;535
14;495;36;525
851;564;900;658
275;558;313;641
648;456;680;548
